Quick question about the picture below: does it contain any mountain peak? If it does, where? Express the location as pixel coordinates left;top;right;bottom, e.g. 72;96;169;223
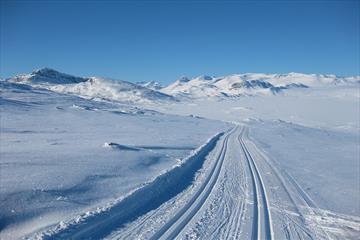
137;80;163;90
196;75;213;81
32;67;59;75
178;76;190;82
11;68;88;84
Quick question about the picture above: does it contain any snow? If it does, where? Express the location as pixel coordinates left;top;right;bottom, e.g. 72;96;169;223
151;86;360;129
248;120;360;216
1;69;359;239
48;77;175;104
0;80;229;239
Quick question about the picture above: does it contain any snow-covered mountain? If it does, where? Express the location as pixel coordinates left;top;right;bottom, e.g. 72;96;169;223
9;68;89;84
8;68;175;103
137;80;163;90
7;68;359;102
50;77;175;103
161;73;360;99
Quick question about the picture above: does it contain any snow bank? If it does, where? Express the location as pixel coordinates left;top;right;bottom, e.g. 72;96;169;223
35;131;225;239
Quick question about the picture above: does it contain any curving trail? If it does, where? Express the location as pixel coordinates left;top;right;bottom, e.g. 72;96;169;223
36;125;351;240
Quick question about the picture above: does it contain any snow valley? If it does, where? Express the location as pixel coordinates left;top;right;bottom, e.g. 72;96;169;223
0;68;359;239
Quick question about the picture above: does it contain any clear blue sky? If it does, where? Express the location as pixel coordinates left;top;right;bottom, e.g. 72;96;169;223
1;0;359;83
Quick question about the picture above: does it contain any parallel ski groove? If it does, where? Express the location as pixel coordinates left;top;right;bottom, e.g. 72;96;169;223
238;127;274;240
150;127;236;240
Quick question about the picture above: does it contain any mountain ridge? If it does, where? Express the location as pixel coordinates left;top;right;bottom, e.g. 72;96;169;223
6;68;360;101
160;73;359;98
7;68;175;103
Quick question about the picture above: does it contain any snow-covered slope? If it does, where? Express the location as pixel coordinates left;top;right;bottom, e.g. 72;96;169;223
0;80;229;239
7;68;175;103
161;73;359;99
49;77;175;103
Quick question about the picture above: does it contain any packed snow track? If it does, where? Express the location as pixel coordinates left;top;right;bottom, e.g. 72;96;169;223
35;126;359;240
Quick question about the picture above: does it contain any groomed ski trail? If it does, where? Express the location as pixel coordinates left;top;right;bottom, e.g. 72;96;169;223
238;127;274;240
149;127;237;240
33;125;355;240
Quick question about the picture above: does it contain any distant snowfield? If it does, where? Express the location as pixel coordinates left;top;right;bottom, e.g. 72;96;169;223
148;86;359;129
0;69;359;239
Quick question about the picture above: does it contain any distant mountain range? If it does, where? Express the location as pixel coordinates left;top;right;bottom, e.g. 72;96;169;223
161;73;359;98
5;68;359;103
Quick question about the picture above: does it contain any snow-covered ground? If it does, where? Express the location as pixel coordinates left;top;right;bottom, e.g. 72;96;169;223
0;80;229;239
0;69;359;239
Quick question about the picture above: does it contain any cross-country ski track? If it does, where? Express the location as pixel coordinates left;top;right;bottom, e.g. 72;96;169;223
34;125;360;240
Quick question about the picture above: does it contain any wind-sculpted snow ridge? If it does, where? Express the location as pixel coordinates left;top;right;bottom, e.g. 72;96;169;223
160;73;360;99
32;131;225;240
7;68;175;104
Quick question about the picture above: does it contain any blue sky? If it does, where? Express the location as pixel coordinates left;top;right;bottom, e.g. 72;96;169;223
1;1;359;83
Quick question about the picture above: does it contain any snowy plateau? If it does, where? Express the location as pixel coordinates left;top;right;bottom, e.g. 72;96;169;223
0;68;359;239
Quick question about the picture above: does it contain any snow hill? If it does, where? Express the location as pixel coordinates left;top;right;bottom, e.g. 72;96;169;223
161;73;360;99
48;77;175;103
8;68;175;103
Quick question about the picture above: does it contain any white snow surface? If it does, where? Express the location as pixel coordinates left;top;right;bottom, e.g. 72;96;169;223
0;80;229;239
48;77;175;104
1;69;359;239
